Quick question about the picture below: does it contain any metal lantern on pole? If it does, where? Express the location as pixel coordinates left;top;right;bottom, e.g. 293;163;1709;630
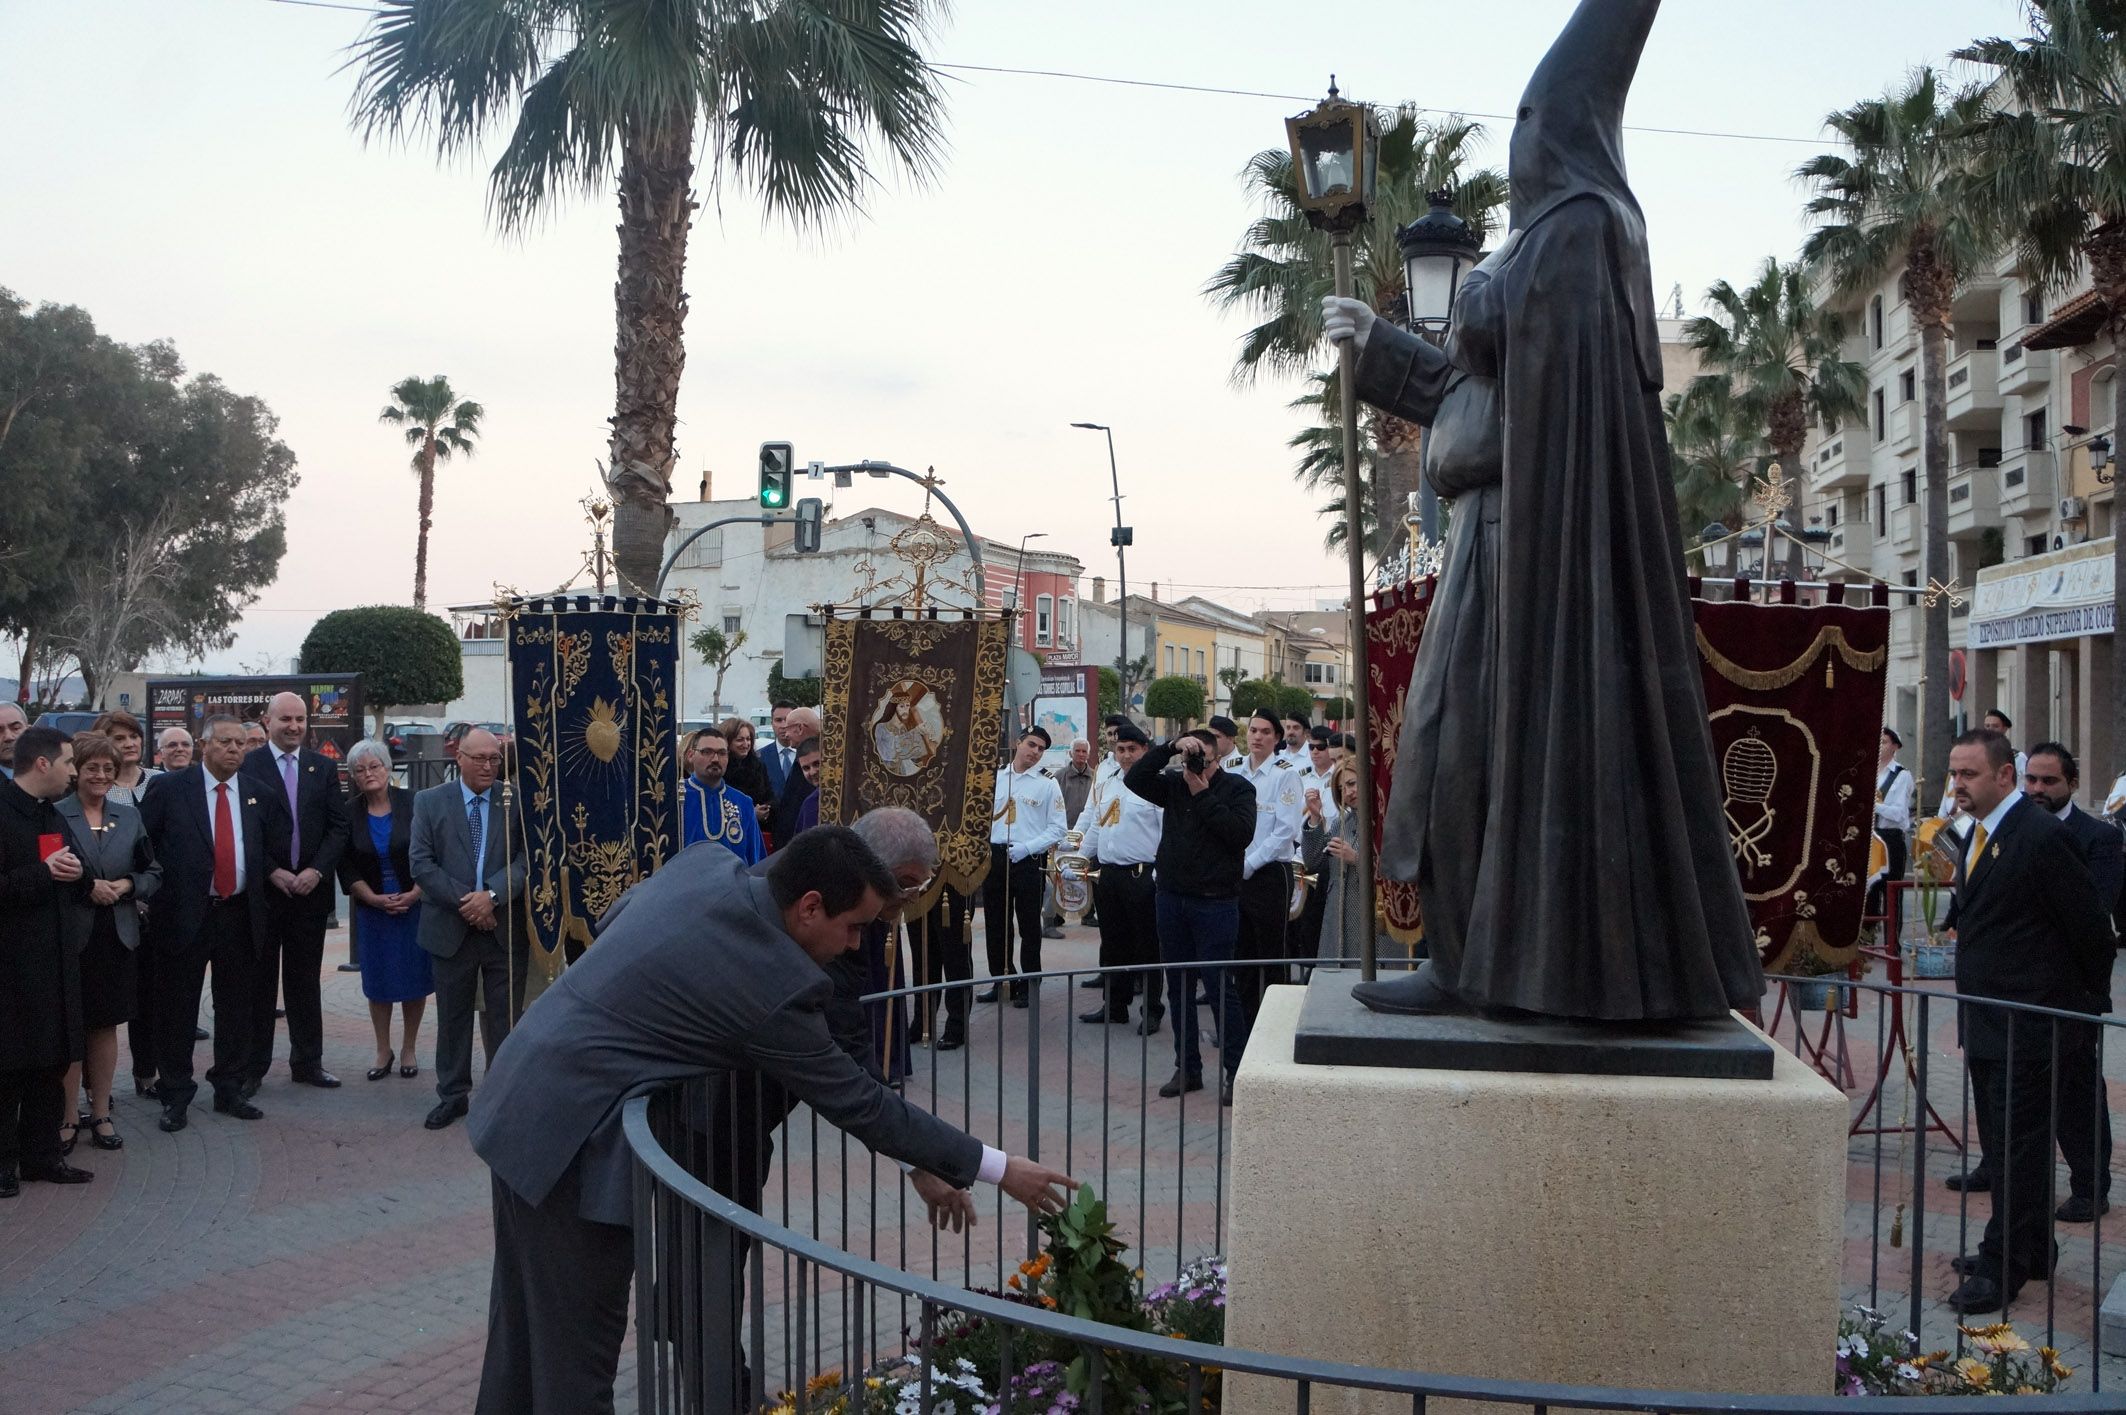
1699;524;1733;580
1287;79;1383;981
1394;189;1483;542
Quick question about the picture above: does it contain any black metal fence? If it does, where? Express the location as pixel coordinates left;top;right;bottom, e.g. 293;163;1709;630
618;953;2126;1413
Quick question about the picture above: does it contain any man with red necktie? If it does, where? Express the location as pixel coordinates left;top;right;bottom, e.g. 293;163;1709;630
138;714;270;1132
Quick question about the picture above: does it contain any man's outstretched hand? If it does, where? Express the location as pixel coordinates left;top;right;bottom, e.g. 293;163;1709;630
910;1170;977;1233
1000;1157;1075;1215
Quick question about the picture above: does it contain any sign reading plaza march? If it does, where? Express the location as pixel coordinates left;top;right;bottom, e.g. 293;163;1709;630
507;596;683;997
818;613;1012;907
1970;537;2117;649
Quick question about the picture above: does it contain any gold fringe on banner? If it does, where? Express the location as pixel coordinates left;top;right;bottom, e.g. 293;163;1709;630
1762;913;1865;975
1695;624;1887;693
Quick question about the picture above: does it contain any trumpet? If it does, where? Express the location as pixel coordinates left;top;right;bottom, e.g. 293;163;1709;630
1048;830;1095;924
1287;864;1319;921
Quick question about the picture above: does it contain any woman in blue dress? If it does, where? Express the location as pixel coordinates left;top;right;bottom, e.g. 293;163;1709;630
339;740;432;1080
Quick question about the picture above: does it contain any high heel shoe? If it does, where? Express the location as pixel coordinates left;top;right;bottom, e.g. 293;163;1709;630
399;1056;419;1078
366;1050;395;1082
88;1116;123;1151
59;1114;82;1157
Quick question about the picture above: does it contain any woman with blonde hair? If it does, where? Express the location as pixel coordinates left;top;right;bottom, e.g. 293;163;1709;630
90;709;159;807
1301;756;1372;964
55;732;162;1153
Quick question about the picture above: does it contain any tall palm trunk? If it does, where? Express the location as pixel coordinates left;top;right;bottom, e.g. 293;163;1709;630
607;113;696;596
1908;244;1956;806
413;431;436;609
1374;413;1423;563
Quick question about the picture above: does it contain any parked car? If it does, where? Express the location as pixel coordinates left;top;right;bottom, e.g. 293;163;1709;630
34;710;101;735
382;718;446;763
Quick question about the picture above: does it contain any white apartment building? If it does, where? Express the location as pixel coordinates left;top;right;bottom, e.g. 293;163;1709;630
1796;255;2118;793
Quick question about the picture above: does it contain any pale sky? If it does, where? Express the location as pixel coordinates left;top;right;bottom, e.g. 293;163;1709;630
1;0;2018;672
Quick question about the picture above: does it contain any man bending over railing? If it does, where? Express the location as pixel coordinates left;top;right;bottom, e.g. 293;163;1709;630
465;825;1075;1415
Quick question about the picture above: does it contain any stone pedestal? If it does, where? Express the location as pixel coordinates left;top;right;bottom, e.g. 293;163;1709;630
1224;986;1845;1415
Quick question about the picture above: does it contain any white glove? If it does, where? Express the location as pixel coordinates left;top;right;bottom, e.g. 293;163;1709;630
1009;844;1031;864
1320;296;1376;355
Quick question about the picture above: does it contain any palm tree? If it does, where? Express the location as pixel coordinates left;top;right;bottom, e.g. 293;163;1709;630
1684;257;1866;494
1957;2;2126;750
1664;377;1756;555
347;1;947;594
1799;67;1998;801
379;375;483;609
1206;109;1507;564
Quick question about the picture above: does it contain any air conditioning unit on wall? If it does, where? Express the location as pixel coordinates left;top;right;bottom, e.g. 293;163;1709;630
2060;496;2088;523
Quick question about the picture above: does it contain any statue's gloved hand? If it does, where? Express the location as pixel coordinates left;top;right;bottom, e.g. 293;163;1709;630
1319;296;1375;355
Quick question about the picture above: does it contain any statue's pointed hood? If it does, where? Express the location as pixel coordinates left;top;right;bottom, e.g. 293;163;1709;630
1507;0;1664;385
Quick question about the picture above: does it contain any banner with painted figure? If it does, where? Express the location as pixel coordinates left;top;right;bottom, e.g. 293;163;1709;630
1691;591;1890;972
819;612;1012;906
508;596;684;999
1363;578;1435;947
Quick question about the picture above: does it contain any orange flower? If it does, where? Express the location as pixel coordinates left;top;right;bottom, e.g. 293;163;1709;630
1007;1275;1023;1290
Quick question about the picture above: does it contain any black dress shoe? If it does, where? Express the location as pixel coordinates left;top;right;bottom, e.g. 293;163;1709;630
212;1095;264;1120
1079;1008;1129;1024
1078;977;1104;990
159;1105;188;1133
193;1026;208;1041
1041;925;1065;940
1011;993;1030;1009
237;1078;261;1102
1944;1168;1994;1193
1220;1075;1234;1107
292;1069;342;1089
974;987;1001;1004
2057;1194;2111;1223
21;1160;94;1185
425;1099;469;1130
935;1027;966;1052
0;1169;17;1198
1157;1070;1203;1099
133;1076;161;1100
1947;1274;2019;1314
1138;1011;1164;1036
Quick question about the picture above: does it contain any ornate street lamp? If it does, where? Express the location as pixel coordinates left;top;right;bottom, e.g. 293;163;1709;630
2092;433;2114;485
1698;524;1733;579
1397;189;1483;336
1286;79;1384;980
1394;189;1483;543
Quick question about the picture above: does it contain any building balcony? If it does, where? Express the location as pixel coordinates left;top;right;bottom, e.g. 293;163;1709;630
1887;401;1920;454
1999;448;2058;520
1999;341;2055;397
1944;349;2001;430
1809;433;1868;491
1889;501;1918;554
1947;465;1999;540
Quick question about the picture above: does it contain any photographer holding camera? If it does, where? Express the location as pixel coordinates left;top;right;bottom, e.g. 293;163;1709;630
1125;727;1257;1105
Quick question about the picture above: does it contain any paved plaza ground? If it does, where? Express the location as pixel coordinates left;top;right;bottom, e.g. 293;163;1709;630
5;928;2126;1411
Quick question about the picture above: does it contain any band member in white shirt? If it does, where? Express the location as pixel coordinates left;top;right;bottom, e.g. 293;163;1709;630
1076;722;1165;1032
1875;727;1915;883
980;729;1067;1008
1228;710;1305;1027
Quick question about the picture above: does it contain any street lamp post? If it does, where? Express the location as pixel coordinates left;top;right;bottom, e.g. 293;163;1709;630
1395;190;1485;545
1287;80;1383;981
1071;422;1132;704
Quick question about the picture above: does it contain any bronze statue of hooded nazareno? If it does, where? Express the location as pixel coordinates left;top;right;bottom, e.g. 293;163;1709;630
1329;0;1765;1021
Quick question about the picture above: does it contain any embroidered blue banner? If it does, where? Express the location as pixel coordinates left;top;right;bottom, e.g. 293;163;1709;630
508;596;683;988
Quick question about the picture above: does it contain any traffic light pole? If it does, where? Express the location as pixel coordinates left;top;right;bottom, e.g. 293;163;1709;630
816;461;988;607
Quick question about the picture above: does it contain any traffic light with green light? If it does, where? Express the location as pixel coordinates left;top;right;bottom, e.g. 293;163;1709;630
758;441;793;509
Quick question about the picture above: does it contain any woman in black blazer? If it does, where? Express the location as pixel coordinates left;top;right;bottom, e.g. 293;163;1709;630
338;742;432;1081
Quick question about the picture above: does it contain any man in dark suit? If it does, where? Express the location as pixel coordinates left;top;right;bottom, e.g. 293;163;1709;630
759;700;798;801
0;727;93;1195
1942;728;2115;1314
138;714;272;1131
409;726;526;1131
240;691;351;1091
2023;740;2122;1223
466;825;1073;1415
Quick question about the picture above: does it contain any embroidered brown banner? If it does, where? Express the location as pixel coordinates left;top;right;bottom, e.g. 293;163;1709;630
1691;595;1890;971
819;613;1011;905
1363;578;1435;946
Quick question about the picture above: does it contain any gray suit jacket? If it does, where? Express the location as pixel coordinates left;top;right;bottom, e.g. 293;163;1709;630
408;780;527;960
54;794;162;952
467;842;982;1225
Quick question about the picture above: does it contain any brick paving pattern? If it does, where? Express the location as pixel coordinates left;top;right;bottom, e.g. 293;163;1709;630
7;928;2126;1411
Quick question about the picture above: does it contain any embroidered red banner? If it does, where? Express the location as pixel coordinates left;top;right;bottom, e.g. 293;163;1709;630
1363;577;1435;946
1691;596;1890;971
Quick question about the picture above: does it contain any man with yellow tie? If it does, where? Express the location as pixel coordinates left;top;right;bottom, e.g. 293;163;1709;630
1938;728;2114;1315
